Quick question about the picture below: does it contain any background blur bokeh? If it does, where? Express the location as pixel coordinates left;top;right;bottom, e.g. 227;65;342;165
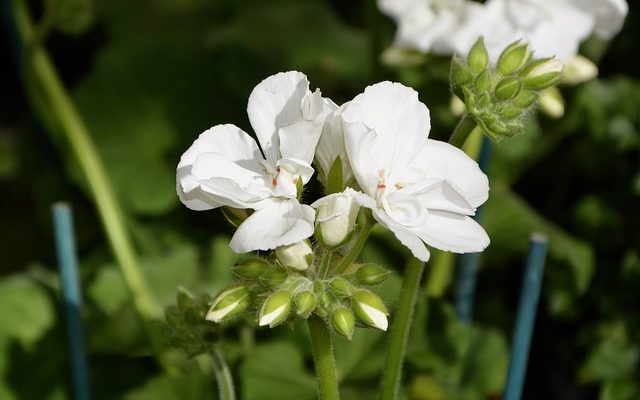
1;0;639;399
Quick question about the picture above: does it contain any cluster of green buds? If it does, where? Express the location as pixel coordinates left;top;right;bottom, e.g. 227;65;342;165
161;287;219;357
205;214;392;339
451;37;564;140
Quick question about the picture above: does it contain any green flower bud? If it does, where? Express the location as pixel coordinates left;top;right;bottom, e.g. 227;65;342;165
356;264;390;286
474;69;491;93
206;285;249;323
260;268;287;287
176;286;196;310
497;41;530;75
233;257;270;279
314;193;359;248
294;291;317;318
514;90;538;108
563;54;598;85
451;56;473;98
331;306;355;339
275;240;313;271
522;58;564;90
496;103;523;120
467;37;489;75
494;77;523;101
352;290;389;331
538;87;565;118
258;291;292;328
330;277;352;297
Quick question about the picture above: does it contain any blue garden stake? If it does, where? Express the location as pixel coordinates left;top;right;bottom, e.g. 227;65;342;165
455;136;491;324
52;203;92;400
503;233;548;400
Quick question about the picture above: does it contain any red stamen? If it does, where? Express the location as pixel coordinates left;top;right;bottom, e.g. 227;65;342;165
272;177;278;187
377;183;386;189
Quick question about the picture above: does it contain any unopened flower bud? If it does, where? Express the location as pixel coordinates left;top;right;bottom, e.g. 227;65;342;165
497;41;530;75
275;240;313;271
258;291;292;327
450;95;466;116
514;90;538;108
330;277;352;297
331;306;355;339
312;193;359;247
260;268;287;287
494;77;523;101
538;87;565;118
356;264;390;286
467;37;489;75
474;70;491;93
352;290;389;331
496;103;523;120
294;291;317;317
563;55;598;85
451;56;473;98
233;257;270;279
522;58;564;90
206;285;249;323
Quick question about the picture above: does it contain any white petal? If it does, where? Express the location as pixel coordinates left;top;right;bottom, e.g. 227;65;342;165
278;120;323;164
177;124;266;210
230;199;315;253
314;105;353;183
360;303;388;331
399;179;475;215
247;71;310;162
414;210;489;253
343;120;384;198
371;208;431;262
409;139;488;209
342;82;430;173
575;0;628;39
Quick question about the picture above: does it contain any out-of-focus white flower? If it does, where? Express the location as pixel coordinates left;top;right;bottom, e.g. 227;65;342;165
378;0;485;55
177;71;335;253
311;192;360;247
378;0;628;63
342;82;489;262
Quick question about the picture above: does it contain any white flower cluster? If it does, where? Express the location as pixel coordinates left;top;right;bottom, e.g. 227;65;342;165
379;0;628;62
177;71;489;263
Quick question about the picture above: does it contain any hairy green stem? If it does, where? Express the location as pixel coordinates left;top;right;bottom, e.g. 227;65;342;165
448;114;477;149
381;258;425;400
318;248;334;279
308;317;340;400
12;0;169;370
333;215;375;275
211;347;236;400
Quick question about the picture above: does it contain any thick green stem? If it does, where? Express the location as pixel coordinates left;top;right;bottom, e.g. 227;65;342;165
211;347;236;400
381;258;425;400
318;248;334;279
333;215;375;275
448;114;477;149
308;317;340;400
12;0;169;370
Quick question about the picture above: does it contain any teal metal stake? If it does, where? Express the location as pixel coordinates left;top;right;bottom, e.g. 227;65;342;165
53;203;92;400
503;233;548;400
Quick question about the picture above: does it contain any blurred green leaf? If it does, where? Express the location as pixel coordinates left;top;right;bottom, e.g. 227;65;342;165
580;340;639;383
460;327;509;395
484;184;595;295
241;341;316;400
124;367;215;400
600;380;640;400
0;276;55;346
48;0;94;35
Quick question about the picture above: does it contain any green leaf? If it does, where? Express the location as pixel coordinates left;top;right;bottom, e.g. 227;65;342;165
579;340;639;383
325;156;343;195
459;327;509;395
241;341;316;400
48;0;94;35
0;276;55;346
124;366;215;400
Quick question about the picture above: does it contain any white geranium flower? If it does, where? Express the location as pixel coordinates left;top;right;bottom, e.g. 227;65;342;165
177;71;334;253
378;0;485;55
379;0;628;63
342;82;489;262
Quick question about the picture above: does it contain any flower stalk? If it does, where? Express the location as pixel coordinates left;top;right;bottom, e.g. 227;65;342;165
448;114;477;149
308;316;341;400
333;212;376;275
381;257;425;400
